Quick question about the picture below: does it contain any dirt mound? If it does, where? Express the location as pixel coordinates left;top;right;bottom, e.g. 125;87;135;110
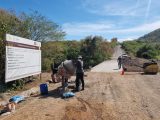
62;98;117;120
62;98;95;120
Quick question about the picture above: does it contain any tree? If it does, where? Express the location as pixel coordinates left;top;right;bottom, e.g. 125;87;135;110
65;41;80;60
80;36;112;68
20;11;66;41
0;9;24;82
0;9;24;40
111;37;118;43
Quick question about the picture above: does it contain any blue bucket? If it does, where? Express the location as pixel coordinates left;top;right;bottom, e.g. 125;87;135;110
40;83;48;95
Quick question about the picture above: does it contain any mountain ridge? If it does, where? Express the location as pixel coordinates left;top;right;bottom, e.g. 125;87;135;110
137;28;160;42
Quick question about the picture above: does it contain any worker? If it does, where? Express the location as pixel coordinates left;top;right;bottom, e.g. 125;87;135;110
51;61;60;83
117;56;122;69
75;55;84;91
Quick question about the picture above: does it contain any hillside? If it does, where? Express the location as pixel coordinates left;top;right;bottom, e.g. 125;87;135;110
122;28;160;59
138;28;160;42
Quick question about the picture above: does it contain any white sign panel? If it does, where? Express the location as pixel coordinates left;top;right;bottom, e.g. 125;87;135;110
5;34;41;82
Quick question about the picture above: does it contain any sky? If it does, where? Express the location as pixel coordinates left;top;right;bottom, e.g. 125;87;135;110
0;0;160;41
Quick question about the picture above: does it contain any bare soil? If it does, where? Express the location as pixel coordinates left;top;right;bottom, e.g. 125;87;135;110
0;72;160;120
0;72;51;102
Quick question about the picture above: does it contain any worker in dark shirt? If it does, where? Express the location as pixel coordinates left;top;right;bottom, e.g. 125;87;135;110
117;56;122;69
51;61;60;83
75;56;84;91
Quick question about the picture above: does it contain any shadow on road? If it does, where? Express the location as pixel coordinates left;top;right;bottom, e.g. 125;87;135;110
39;87;62;99
37;84;76;99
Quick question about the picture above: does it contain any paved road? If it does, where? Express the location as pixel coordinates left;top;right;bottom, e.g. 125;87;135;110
91;45;125;72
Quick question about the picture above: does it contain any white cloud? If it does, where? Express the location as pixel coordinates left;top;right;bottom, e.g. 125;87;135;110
118;38;134;42
63;22;114;35
63;20;160;39
88;1;138;16
81;0;157;17
64;0;160;40
109;21;160;33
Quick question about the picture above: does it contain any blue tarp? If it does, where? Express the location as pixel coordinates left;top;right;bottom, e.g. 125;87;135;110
9;95;25;103
62;92;75;98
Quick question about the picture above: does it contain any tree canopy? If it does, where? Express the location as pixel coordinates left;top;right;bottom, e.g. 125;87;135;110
0;9;65;41
80;36;115;68
19;11;65;41
0;9;23;40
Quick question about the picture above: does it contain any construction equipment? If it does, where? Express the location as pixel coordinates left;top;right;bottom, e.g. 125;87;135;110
143;61;159;74
129;60;159;74
121;55;159;74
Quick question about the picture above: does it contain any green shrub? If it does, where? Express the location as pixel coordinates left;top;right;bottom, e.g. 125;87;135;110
80;36;113;68
42;58;52;71
137;45;158;59
121;40;145;56
0;38;5;82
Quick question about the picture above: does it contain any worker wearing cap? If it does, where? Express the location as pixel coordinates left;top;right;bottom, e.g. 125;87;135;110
75;55;84;91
